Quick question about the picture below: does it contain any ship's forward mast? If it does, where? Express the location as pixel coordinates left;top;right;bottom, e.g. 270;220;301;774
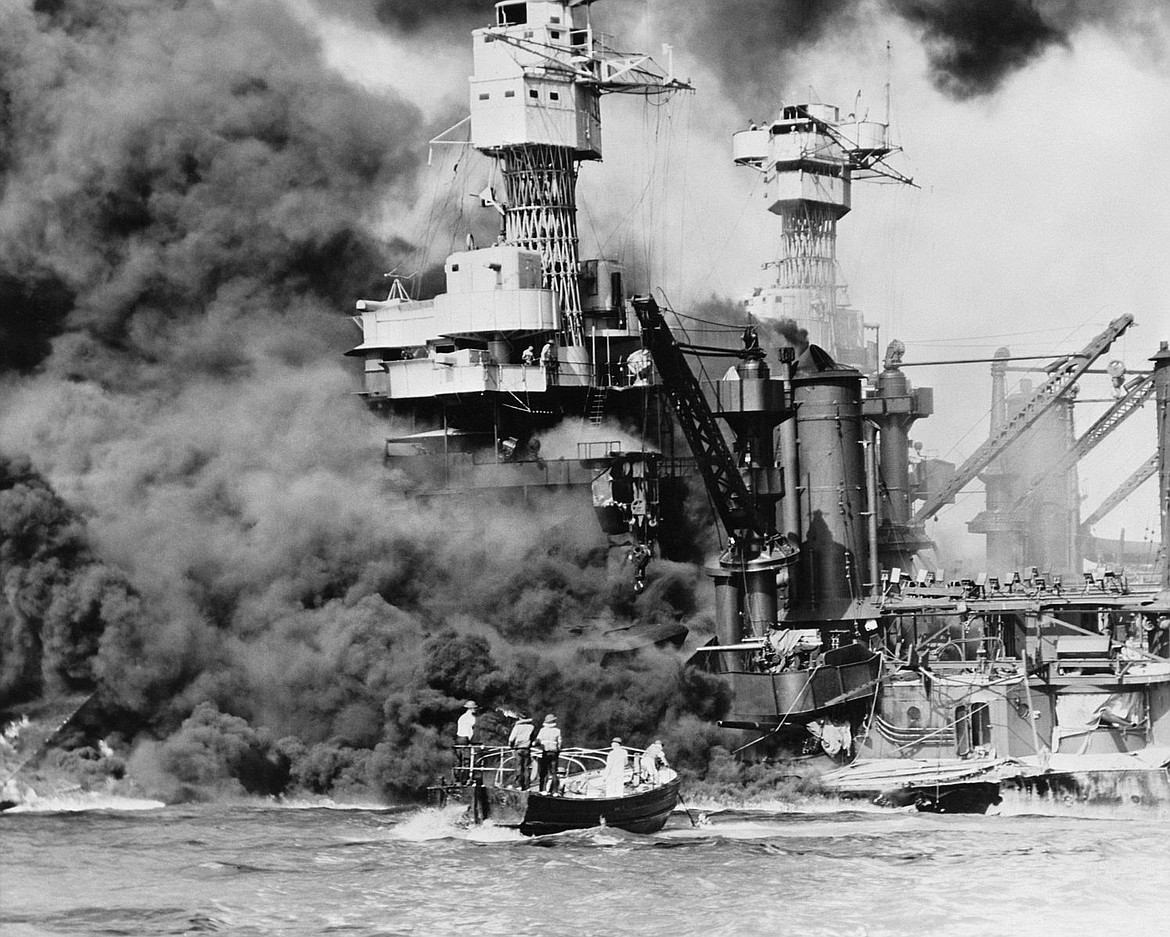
466;0;690;352
348;1;694;584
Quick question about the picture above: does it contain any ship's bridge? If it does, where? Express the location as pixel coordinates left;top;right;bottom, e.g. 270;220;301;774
349;246;566;399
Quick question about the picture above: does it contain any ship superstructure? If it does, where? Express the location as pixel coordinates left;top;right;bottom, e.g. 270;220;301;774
347;1;691;562
733;100;911;373
639;284;1170;809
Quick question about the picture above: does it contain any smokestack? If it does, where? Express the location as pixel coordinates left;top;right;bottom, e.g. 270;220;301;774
1152;340;1170;592
969;347;1025;573
862;340;934;573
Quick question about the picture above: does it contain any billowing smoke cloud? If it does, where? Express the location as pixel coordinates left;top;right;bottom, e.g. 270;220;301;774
0;0;727;802
371;0;484;32
0;455;141;702
665;0;1169;103
891;0;1068;100
327;0;1167;105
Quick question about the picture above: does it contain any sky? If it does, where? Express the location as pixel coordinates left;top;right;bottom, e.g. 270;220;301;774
303;0;1169;568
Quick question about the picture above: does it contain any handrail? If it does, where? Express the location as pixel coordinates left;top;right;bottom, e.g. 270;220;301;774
453;744;654;780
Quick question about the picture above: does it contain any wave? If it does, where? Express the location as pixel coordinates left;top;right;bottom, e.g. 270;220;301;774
6;790;165;813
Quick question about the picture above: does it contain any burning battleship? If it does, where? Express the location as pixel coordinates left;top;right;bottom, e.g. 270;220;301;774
344;0;1170;813
346;0;697;597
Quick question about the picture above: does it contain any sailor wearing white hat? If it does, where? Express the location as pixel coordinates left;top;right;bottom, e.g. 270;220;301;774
455;700;478;745
536;715;562;793
605;737;628;798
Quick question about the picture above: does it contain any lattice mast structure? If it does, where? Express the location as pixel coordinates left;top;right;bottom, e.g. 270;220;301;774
732;101;912;371
469;0;689;350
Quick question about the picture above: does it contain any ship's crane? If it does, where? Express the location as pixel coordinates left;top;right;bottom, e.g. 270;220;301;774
914;314;1134;524
630;296;796;566
1005;371;1155;517
1080;453;1158;535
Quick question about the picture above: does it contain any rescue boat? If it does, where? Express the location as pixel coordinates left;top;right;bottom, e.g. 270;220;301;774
429;745;683;835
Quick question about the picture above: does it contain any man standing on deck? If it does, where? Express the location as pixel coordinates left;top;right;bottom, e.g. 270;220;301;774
455;701;477;781
508;714;535;789
605;738;627;798
536;714;562;793
540;340;557;383
456;701;478;745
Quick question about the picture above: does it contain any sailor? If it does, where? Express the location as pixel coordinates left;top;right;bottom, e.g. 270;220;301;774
529;735;544;790
454;700;478;782
539;340;557;381
521;345;535;366
508;714;535;790
535;714;562;793
456;700;478;745
639;739;668;784
605;737;627;798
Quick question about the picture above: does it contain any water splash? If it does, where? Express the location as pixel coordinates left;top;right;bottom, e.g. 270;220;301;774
7;789;165;813
386;805;471;841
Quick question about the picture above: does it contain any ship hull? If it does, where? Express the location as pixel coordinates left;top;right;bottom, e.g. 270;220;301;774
719;645;883;728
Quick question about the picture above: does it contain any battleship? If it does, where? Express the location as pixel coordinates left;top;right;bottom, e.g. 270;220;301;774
346;0;697;596
346;0;1170;813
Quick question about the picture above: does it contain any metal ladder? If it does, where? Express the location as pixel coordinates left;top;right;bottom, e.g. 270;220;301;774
585;385;609;425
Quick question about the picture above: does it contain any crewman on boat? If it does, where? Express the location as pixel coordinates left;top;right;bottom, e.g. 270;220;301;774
521;345;535;366
456;700;478;744
536;714;562;793
605;737;627;797
640;739;668;784
508;714;535;789
454;700;478;782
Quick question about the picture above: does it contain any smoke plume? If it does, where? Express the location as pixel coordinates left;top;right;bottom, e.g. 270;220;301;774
370;0;484;33
326;0;1167;105
0;0;727;802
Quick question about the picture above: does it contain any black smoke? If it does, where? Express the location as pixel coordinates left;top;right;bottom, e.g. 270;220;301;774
0;455;142;704
326;0;1167;104
0;0;422;384
891;0;1068;100
0;0;731;802
372;0;484;32
675;0;1167;103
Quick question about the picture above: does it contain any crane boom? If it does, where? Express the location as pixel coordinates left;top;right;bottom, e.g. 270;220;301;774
1080;453;1158;533
1005;372;1155;516
914;314;1134;523
630;295;783;552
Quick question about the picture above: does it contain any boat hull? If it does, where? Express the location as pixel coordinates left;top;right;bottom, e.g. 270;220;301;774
517;776;681;835
436;775;682;835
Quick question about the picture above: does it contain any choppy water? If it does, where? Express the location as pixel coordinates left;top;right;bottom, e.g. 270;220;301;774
2;796;1168;937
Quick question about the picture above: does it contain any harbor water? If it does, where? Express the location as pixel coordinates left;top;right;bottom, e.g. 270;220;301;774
2;798;1168;936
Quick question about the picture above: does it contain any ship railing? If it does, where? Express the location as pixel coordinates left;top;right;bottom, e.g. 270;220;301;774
452;744;662;789
576;440;624;461
925;636;1008;665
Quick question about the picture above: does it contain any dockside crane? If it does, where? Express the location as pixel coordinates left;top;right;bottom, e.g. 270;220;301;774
913;314;1134;524
1080;453;1158;535
1004;371;1155;518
